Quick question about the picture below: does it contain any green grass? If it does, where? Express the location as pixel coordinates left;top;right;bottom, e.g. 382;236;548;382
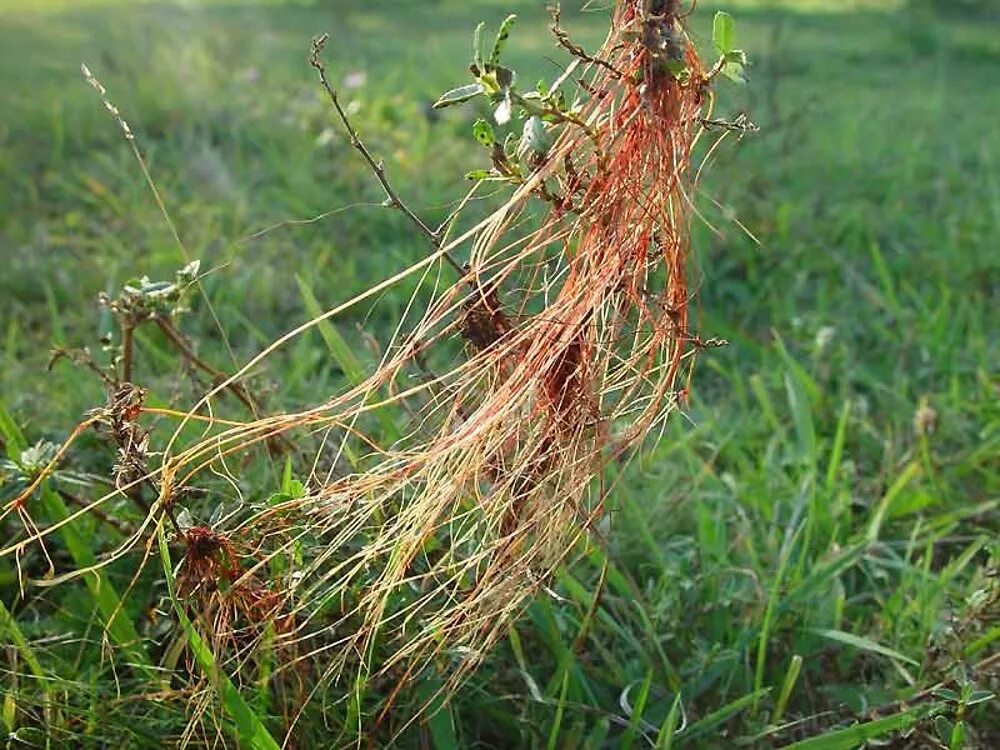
1;0;998;747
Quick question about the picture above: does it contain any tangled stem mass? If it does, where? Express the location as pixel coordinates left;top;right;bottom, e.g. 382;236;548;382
4;0;731;729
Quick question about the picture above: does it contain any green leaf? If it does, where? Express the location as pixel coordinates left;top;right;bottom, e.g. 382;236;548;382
472;118;495;147
545;666;570;750
415;676;459;750
812;628;919;666
472;21;485;68
935;716;956;743
0;598;46;687
867;462;920;542
722;50;748;84
279;458;305;499
682;689;768;741
490;14;517;67
655;694;682;750
297;277;364;385
280;456;294;493
772;654;803;726
965;690;995;707
754;526;797;712
722;65;747;84
517;90;547;117
432;83;484;109
584;719;610;748
933;688;961;703
663;58;688;82
464;169;495;181
713;11;735;54
0;402;27;460
781;707;934;749
620;669;653;750
783;370;816;462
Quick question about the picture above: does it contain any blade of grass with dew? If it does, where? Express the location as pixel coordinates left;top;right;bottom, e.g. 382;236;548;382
156;526;280;750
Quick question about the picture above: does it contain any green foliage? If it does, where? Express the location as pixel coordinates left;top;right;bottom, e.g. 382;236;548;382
432;12;590;182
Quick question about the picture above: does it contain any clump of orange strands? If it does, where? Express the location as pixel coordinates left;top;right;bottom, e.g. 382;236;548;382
165;0;713;697
8;0;721;717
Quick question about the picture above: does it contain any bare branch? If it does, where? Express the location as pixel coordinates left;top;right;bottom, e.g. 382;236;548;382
549;5;627;81
309;35;465;276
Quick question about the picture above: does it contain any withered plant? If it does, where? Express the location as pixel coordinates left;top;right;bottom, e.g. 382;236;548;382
1;1;754;740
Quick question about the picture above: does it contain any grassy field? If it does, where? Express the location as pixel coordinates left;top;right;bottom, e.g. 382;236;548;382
1;0;998;747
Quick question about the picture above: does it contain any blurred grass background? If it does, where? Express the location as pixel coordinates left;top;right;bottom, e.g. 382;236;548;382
1;0;998;747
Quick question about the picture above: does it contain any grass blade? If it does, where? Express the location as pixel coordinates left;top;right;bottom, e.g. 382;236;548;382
811;628;918;666
545;667;571;750
866;462;921;542
0;598;46;683
656;694;682;750
781;706;932;749
680;689;769;744
297;275;399;441
771;654;802;727
620;669;653;750
38;484;155;680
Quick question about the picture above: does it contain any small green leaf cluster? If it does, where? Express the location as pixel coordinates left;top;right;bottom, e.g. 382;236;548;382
99;259;201;324
432;16;581;185
433;15;520;122
931;683;996;749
